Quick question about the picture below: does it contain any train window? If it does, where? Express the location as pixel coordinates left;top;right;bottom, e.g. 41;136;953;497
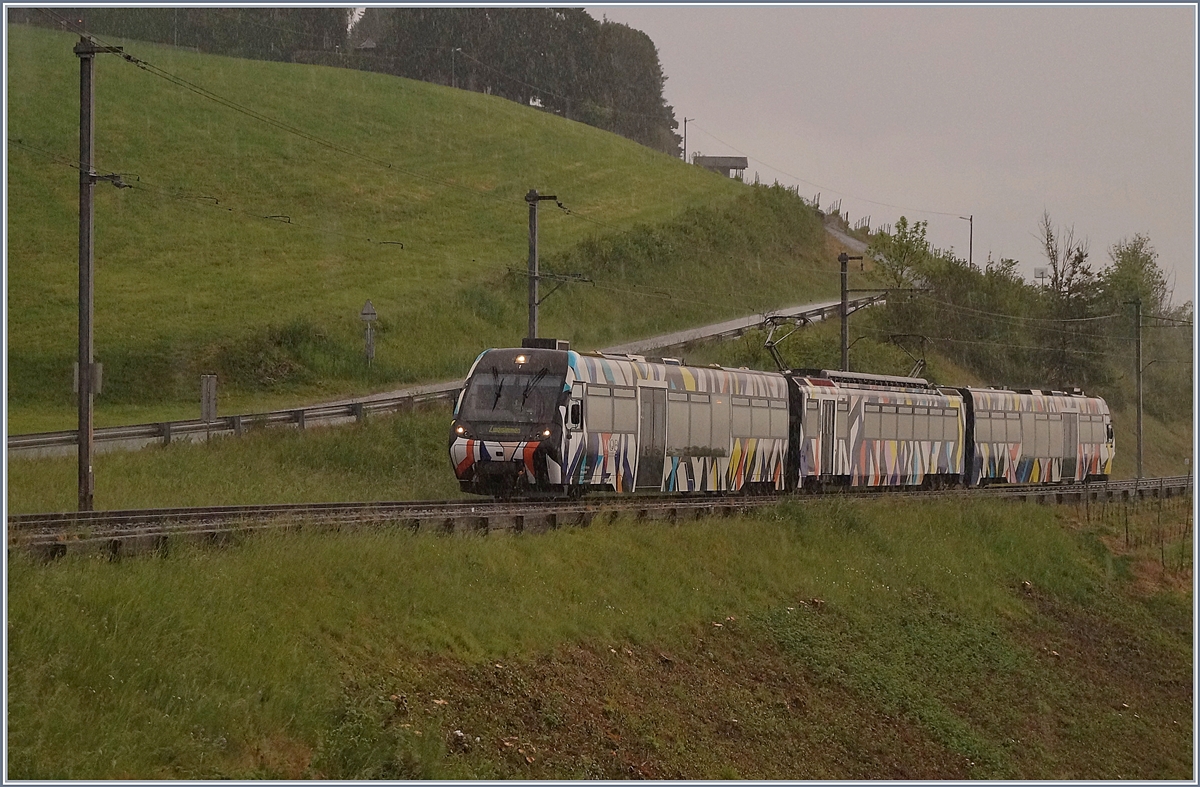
751;403;770;435
751;399;768;407
667;399;689;450
770;405;788;437
770;399;786;409
690;393;710;403
712;397;731;443
690;402;712;447
865;408;881;439
881;409;898;438
806;400;819;410
734;397;751;407
668;392;687;402
613;397;637;432
1050;418;1063;454
733;402;752;436
614;387;635;398
1034;418;1049;456
976;419;990;443
591;386;610;397
865;404;880;413
587;391;613;432
881;405;896;414
915;407;928;416
898;411;913;440
898;406;913;415
837;401;849;412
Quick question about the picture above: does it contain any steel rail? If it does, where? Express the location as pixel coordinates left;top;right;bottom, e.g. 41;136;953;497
8;476;1191;558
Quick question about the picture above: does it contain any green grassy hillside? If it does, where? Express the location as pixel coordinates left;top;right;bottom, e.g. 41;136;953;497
7;498;1191;778
7;24;839;431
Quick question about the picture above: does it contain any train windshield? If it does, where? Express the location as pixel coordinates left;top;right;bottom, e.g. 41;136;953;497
460;362;565;424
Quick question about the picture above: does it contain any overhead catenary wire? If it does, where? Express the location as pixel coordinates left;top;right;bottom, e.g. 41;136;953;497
854;327;1135;360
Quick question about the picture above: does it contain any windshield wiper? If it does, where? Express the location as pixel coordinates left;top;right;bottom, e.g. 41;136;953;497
521;368;548;407
489;366;503;410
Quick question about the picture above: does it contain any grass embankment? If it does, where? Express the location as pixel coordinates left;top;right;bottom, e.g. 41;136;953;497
7;24;840;433
5;406;461;514
7;320;1190;513
7;497;1191;779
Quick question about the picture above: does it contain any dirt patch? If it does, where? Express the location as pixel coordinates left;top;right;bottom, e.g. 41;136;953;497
364;622;969;779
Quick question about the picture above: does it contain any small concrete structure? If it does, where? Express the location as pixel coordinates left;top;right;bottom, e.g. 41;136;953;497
693;155;748;179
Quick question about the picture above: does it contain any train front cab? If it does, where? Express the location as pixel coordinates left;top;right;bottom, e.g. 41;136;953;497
449;347;570;496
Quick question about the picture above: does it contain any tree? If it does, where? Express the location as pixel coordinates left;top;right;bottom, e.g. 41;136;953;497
1035;211;1106;389
867;216;933;290
1100;234;1169;316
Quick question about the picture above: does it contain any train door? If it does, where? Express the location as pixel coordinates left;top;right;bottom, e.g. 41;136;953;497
1062;412;1078;482
635;385;667;490
820;399;836;475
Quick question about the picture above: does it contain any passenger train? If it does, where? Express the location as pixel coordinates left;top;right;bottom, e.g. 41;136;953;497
449;343;1114;497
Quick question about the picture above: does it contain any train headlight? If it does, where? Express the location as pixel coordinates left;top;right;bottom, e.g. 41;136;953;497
542;429;551;437
455;425;465;435
515;354;527;365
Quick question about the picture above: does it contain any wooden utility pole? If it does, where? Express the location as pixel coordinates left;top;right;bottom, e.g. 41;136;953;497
525;189;556;341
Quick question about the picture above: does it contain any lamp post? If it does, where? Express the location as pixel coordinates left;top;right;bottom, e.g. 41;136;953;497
958;214;973;267
682;117;694;162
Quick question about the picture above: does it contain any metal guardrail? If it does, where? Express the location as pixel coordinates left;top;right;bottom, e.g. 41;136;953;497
9;297;889;456
7;385;462;454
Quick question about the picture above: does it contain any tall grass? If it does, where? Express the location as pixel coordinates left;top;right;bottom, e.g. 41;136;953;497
8;498;1191;777
5;407;462;514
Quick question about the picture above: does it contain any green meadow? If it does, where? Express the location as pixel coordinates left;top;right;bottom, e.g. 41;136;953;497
7;498;1191;778
7;24;843;433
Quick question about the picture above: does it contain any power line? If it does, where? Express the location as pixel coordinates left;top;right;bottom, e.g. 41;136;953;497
855;326;1134;360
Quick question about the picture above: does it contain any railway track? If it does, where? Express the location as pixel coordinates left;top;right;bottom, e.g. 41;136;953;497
8;476;1191;560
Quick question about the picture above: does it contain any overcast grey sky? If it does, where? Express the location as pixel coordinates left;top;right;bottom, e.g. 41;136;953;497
587;4;1197;305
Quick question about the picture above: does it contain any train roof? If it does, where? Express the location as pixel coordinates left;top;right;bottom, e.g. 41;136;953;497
789;368;939;391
